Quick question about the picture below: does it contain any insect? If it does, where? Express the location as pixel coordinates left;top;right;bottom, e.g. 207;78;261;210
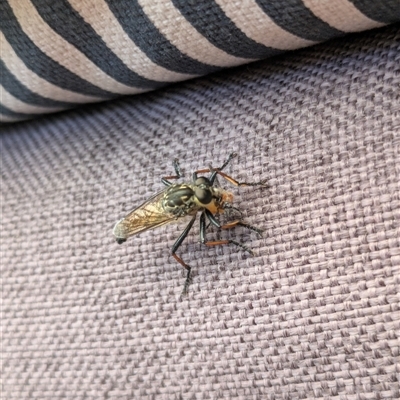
113;153;266;295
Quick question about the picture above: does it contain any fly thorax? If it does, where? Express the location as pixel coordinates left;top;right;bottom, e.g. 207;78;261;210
162;185;199;217
201;187;234;215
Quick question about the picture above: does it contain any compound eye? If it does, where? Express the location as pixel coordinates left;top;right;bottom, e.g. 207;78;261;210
194;187;212;204
195;177;210;186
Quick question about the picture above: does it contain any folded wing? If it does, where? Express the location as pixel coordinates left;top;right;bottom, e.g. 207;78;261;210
113;190;177;240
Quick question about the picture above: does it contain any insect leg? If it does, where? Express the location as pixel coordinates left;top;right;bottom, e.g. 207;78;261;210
201;210;254;255
212;152;238;171
222;204;243;217
193;153;265;186
171;215;197;295
211;170;267;187
162;158;183;186
210;153;266;187
192;153;237;181
220;219;263;236
205;209;261;235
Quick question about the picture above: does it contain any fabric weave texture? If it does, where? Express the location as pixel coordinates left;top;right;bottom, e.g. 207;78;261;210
1;23;400;399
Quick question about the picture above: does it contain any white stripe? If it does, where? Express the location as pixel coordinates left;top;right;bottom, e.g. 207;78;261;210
1;32;102;104
8;0;146;95
68;0;197;83
0;84;65;115
216;0;316;50
0;113;26;123
303;0;386;32
138;0;255;67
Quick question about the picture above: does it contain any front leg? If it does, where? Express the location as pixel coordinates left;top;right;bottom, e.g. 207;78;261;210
192;153;267;187
211;170;267;187
192;153;237;181
162;158;183;186
200;211;255;255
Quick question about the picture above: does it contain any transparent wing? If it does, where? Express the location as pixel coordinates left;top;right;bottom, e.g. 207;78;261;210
113;189;177;239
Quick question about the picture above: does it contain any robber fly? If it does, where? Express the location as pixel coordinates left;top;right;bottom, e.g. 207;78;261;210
113;153;265;295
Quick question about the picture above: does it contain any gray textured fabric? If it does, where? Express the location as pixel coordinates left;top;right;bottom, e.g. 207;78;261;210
2;24;399;399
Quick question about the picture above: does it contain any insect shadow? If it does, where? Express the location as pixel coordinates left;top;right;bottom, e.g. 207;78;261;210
113;153;266;296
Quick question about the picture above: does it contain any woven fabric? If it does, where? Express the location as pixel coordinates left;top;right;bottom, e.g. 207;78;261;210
2;0;399;122
2;24;400;399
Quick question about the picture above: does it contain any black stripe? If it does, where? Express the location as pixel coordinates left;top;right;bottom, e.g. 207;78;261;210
348;0;400;24
172;0;282;59
0;103;35;120
1;59;77;108
104;0;219;75
0;1;114;99
255;0;344;42
30;0;167;90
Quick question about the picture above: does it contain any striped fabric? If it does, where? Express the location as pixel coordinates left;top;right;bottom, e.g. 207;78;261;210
1;0;399;123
